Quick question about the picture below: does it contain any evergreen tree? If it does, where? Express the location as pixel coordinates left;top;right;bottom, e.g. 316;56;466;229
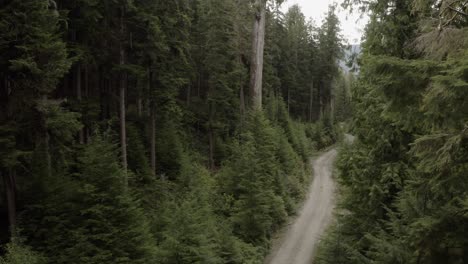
22;135;157;264
317;5;344;118
316;1;468;264
0;0;341;262
0;0;71;235
0;237;46;264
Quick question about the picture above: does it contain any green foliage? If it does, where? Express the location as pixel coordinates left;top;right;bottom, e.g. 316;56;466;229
155;167;221;263
0;237;46;264
22;135;157;264
152;154;263;264
317;2;468;263
126;123;152;182
217;111;318;251
36;101;83;147
0;0;71;96
219;112;286;247
334;73;353;123
0;123;19;169
156;120;186;179
0;0;343;263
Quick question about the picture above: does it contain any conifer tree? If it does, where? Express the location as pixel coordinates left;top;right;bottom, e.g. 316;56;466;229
316;1;468;264
0;0;342;262
0;237;46;264
22;135;156;264
0;0;71;234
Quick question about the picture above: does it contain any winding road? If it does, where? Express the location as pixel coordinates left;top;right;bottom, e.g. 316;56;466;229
265;148;338;264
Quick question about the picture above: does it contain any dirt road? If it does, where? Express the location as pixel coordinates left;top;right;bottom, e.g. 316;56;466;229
265;149;337;264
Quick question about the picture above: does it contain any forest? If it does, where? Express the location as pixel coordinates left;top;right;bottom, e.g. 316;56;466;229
0;0;349;263
1;0;466;263
315;0;468;264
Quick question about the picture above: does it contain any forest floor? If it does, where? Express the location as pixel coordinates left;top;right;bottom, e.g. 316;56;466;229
264;148;338;264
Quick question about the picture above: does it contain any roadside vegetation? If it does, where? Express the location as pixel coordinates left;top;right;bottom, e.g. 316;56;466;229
315;1;468;263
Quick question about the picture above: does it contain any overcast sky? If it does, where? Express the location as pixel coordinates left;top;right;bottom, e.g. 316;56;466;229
280;0;369;44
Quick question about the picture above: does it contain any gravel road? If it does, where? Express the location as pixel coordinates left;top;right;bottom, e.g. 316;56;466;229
265;149;337;264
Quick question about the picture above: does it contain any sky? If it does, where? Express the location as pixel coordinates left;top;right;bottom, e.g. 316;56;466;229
280;0;369;44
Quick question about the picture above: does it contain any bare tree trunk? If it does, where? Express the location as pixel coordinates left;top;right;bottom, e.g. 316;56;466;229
208;124;215;170
75;64;85;144
84;65;89;97
137;94;143;117
197;75;201;98
76;64;82;100
119;73;128;180
119;7;128;185
1;76;16;234
197;75;201;136
249;0;266;110
208;101;215;170
2;169;16;233
331;88;335;122
146;69;156;176
137;70;143;117
150;107;156;176
319;84;323;119
84;66;91;143
309;81;313;122
235;0;244;117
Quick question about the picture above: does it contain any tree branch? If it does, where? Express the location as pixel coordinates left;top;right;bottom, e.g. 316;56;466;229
447;5;468;17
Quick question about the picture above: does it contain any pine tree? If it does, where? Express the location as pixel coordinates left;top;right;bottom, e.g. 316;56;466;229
316;1;468;264
22;135;157;264
0;237;46;264
0;0;71;234
317;5;344;118
0;0;342;262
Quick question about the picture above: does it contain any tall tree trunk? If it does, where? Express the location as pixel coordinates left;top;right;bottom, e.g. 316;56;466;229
208;102;215;170
75;64;84;144
309;80;313;122
319;83;323;119
208;124;215;170
137;93;143;117
99;70;107;120
84;66;90;143
150;107;156;176
249;0;266;110
2;169;16;233
84;65;89;97
76;66;82;100
236;5;246;117
147;69;156;176
119;79;127;175
1;77;16;234
330;86;335;122
119;7;128;185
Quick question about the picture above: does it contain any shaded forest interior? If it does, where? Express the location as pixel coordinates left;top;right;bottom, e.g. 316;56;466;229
0;0;351;263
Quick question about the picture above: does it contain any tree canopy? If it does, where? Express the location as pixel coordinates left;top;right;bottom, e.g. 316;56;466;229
0;1;346;263
316;1;468;264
